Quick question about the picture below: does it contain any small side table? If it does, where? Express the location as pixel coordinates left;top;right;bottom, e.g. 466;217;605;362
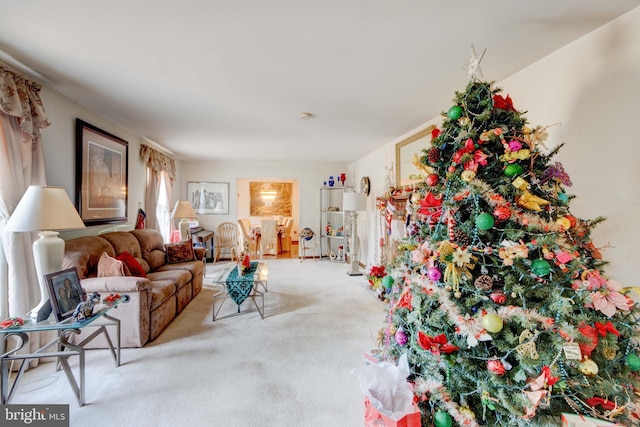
192;229;215;262
0;306;121;406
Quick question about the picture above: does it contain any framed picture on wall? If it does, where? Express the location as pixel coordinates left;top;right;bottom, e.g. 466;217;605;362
75;118;129;225
187;181;229;215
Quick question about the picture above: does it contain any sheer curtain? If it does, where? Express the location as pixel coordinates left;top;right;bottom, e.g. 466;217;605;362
0;66;51;357
140;144;175;242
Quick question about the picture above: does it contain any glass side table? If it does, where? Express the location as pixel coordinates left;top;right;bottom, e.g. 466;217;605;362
0;304;121;406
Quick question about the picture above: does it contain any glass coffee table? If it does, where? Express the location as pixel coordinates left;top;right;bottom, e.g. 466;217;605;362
210;262;268;321
0;304;121;406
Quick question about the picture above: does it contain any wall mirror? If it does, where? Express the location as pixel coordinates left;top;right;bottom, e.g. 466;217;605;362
395;125;435;188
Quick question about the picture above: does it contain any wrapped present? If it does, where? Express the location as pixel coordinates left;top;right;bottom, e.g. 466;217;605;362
561;413;624;427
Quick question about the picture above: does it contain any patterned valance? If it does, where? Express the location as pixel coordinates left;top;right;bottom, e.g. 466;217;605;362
0;65;51;138
140;143;176;182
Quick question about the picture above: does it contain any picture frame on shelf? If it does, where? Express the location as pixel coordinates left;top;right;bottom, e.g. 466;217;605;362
45;268;86;323
75;119;129;225
187;181;229;215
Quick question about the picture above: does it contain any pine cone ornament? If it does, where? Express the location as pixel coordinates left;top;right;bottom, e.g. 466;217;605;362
474;275;493;290
427;147;441;164
454;230;472;247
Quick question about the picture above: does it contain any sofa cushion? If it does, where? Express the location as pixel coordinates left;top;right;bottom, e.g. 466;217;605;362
130;229;166;272
147;269;193;290
165;240;195;264
148;279;177;311
100;231;150;273
97;252;130;277
117;251;147;278
63;236;115;279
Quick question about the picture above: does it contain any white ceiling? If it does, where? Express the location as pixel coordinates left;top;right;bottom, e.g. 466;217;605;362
1;1;638;163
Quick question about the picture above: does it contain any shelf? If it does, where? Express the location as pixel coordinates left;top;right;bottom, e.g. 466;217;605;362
321;186;348;190
321;234;346;239
321;210;343;214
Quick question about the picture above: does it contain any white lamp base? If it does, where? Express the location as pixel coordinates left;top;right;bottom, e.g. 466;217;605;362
179;219;191;241
30;231;64;322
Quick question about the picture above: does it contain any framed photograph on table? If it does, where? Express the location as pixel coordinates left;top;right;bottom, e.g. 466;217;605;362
75;118;128;225
187;181;229;215
45;268;86;322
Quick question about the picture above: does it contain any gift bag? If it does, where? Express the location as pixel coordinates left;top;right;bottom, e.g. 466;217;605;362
365;396;421;427
353;354;422;427
561;413;624;427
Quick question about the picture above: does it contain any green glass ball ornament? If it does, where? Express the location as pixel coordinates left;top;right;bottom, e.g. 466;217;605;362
475;213;495;230
482;313;503;333
504;163;523;177
627;353;640;371
381;275;394;289
531;259;551;276
434;411;453;427
447;105;463;120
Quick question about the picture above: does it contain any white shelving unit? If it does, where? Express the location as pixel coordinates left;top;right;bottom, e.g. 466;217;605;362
319;186;351;262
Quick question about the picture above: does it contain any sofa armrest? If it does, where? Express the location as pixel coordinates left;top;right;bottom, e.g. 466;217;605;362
81;276;151;294
194;247;206;261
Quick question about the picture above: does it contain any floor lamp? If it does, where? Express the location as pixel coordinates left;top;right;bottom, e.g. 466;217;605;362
5;186;86;321
172;200;197;241
343;192;367;276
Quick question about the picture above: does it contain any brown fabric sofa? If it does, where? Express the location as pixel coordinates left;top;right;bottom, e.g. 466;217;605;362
62;229;204;347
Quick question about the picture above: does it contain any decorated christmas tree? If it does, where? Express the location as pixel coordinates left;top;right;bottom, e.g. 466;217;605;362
379;76;640;426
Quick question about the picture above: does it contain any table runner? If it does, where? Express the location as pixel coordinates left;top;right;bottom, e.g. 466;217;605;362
226;261;259;307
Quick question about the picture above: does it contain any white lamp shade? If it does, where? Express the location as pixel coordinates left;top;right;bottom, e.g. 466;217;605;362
5;186;85;231
172;200;197;219
343;192;367;212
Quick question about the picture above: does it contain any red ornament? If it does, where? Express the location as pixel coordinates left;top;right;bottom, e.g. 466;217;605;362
490;292;507;304
487;359;506;375
493;206;511;222
426;174;439;186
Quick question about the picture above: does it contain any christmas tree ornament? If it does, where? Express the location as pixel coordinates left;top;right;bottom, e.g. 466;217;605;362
474;275;493;290
602;346;616;361
475;212;495;230
490;291;507;304
411;192;422;203
428;267;442;281
447;105;463;120
453;230;472;247
381;275;394;289
627;353;640;371
556;217;571;231
482;313;503;333
461;170;476;182
434;411;453;427
516;329;539;359
531;259;551;276
395;328;408;346
578;357;599;376
487;359;507;375
504;163;523;177
427;148;441;164
493;206;511;222
426;173;439;186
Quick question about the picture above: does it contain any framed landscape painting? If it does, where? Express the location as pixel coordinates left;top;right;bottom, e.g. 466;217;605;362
75;119;128;225
187;181;229;214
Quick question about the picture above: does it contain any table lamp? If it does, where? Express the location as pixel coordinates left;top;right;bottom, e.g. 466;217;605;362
172;200;197;241
343;191;367;276
5;186;86;321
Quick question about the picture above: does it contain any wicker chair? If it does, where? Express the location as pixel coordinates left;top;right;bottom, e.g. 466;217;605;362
214;222;240;262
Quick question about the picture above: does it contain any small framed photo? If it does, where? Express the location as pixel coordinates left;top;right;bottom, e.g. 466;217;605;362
45;268;86;322
187;181;229;215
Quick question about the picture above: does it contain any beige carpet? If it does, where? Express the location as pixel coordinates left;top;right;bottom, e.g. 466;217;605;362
11;259;385;427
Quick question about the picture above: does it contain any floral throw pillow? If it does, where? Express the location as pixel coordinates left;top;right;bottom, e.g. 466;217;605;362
165;240;195;264
97;252;130;277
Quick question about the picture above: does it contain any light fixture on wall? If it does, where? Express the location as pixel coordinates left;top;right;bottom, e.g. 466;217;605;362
5;186;86;321
260;183;278;205
172;200;197;241
343;191;367;276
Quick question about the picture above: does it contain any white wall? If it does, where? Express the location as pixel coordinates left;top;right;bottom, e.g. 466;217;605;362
179;160;347;249
351;6;640;284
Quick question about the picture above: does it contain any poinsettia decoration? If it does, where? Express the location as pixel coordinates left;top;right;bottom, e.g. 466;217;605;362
417;331;459;355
